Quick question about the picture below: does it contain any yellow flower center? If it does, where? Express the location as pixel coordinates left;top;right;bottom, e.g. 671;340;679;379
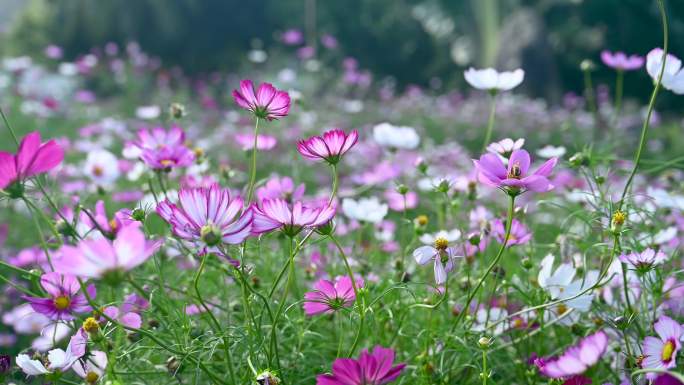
556;304;568;315
160;159;174;167
83;317;100;333
86;371;100;384
662;340;676;362
612;210;626;226
92;165;104;177
109;219;118;232
416;215;429;226
434;237;449;251
53;295;71;310
508;162;522;179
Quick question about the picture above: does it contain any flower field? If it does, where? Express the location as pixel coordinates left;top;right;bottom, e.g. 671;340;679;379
1;1;684;384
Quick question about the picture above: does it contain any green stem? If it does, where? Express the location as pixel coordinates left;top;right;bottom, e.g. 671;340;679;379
328;164;338;206
330;234;365;357
482;349;488;385
617;0;668;210
613;69;624;125
270;237;295;372
583;69;600;130
0;107;19;146
193;254;237;385
454;194;515;329
76;278;228;385
481;93;497;153
246;117;261;203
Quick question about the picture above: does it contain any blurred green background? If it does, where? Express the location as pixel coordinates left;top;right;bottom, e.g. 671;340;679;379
1;0;683;105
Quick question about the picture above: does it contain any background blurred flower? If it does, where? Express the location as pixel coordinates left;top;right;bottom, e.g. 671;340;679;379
464;68;524;92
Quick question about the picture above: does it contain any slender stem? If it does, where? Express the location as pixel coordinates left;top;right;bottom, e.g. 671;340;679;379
76;278;228;385
0;106;19;146
330;234;365;357
193;254;237;385
613;69;624;125
246;117;261;203
270;237;295;373
328;164;338;206
618;0;668;210
482;349;488;385
481;93;497;153
454;194;515;329
583;69;600;130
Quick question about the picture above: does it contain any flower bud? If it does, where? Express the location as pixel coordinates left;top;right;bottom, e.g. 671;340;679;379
132;208;146;222
83;317;100;334
580;59;596;72
611;210;626;234
169;102;186;119
521;257;533;270
478;336;492;349
395;184;409;195
568;152;589;168
256;369;281;385
0;355;10;375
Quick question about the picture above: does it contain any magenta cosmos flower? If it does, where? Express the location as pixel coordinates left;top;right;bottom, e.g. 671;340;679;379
536;331;608;378
303;276;364;316
55;225;161;280
157;185;253;246
316;345;406;385
232;80;291;120
124;126;194;170
642;315;682;380
24;272;95;320
252;198;336;237
600;50;644;71
474;149;557;194
0;131;64;192
297;129;359;165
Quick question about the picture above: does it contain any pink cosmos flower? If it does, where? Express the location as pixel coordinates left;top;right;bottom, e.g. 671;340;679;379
102;305;142;329
0;131;64;190
297;129;359;164
619;248;668;271
232;80;291;120
316;345;406;385
54;225;161;279
124;126;194;170
537;331;608;378
157;185;253;247
474;149;557;194
642;315;682;380
80;201;135;237
303;276;364;316
492;218;531;246
601;50;644;71
256;176;305;203
24;272;95;321
384;189;418;211
235;133;277;151
252;198;336;237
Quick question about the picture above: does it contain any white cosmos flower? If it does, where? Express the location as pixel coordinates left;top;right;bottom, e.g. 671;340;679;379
538;254;599;323
135;105;161;120
372;122;420;150
342;197;388;224
464;68;524;92
16;354;51;376
646;48;684;94
420;229;461;245
486;138;524;156
537;145;566;159
84;149;120;186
